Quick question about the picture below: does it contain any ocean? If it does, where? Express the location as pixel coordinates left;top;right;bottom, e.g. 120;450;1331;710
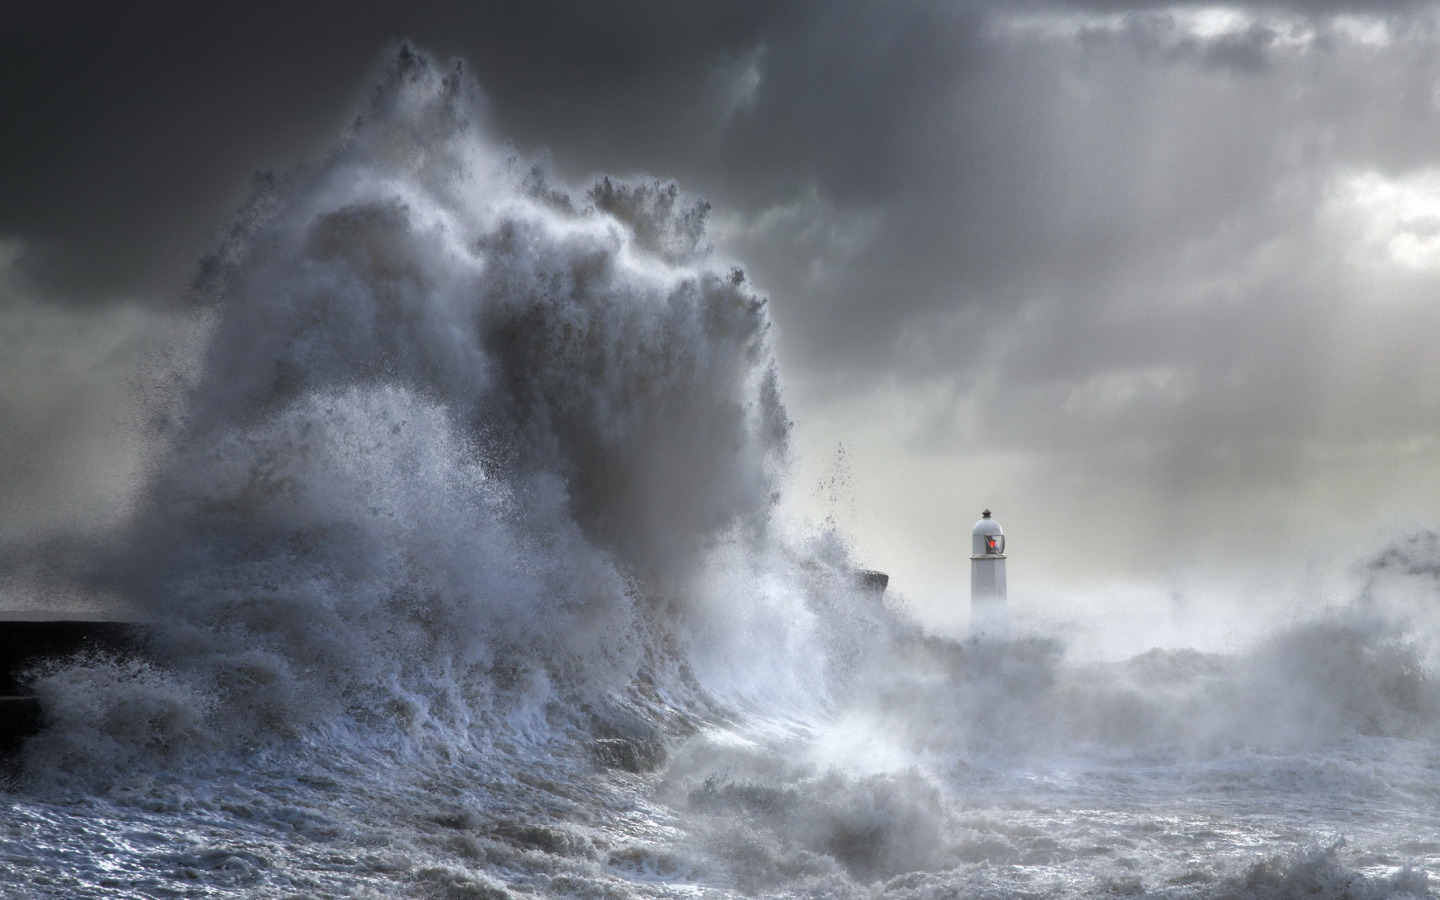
3;46;1438;899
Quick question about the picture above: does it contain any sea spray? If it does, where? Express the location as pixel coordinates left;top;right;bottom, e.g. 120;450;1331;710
20;44;886;790
9;43;1440;900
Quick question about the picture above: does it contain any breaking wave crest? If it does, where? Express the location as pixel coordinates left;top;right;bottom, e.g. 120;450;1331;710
20;45;888;787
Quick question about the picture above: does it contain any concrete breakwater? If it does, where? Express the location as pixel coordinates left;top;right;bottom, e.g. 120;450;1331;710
0;620;145;757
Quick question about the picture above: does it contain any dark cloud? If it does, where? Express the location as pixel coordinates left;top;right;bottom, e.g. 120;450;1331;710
0;0;779;301
8;0;1440;600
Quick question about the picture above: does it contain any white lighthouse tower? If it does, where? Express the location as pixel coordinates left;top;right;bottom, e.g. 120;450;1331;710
970;509;1008;640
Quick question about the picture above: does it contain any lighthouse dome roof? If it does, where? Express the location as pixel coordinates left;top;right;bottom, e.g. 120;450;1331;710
972;510;1004;536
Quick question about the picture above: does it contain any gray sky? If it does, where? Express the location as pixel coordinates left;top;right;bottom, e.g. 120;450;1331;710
5;1;1440;625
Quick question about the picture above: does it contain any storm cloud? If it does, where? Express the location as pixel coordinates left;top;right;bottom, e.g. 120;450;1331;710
6;0;1440;622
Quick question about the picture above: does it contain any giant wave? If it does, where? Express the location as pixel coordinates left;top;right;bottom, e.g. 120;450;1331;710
7;46;1440;899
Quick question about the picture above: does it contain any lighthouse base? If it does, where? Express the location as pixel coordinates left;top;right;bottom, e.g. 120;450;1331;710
970;597;1009;641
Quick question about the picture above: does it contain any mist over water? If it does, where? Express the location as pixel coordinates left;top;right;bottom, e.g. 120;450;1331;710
6;46;1440;898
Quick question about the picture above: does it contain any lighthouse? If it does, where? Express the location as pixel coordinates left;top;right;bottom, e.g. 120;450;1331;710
970;509;1008;640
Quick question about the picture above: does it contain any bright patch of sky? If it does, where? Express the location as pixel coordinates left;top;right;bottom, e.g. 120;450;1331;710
1327;168;1440;273
987;5;1395;51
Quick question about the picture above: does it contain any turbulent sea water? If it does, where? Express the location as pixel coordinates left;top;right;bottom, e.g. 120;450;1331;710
6;47;1440;898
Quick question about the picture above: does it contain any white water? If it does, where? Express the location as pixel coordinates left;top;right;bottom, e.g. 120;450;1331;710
4;47;1440;899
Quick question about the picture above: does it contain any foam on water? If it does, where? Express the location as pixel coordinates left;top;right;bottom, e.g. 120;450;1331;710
6;45;1440;899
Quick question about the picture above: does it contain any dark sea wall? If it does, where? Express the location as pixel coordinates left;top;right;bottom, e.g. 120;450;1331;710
0;620;145;755
0;621;141;695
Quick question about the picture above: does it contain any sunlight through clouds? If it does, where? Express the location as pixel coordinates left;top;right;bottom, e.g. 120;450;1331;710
1327;168;1440;273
